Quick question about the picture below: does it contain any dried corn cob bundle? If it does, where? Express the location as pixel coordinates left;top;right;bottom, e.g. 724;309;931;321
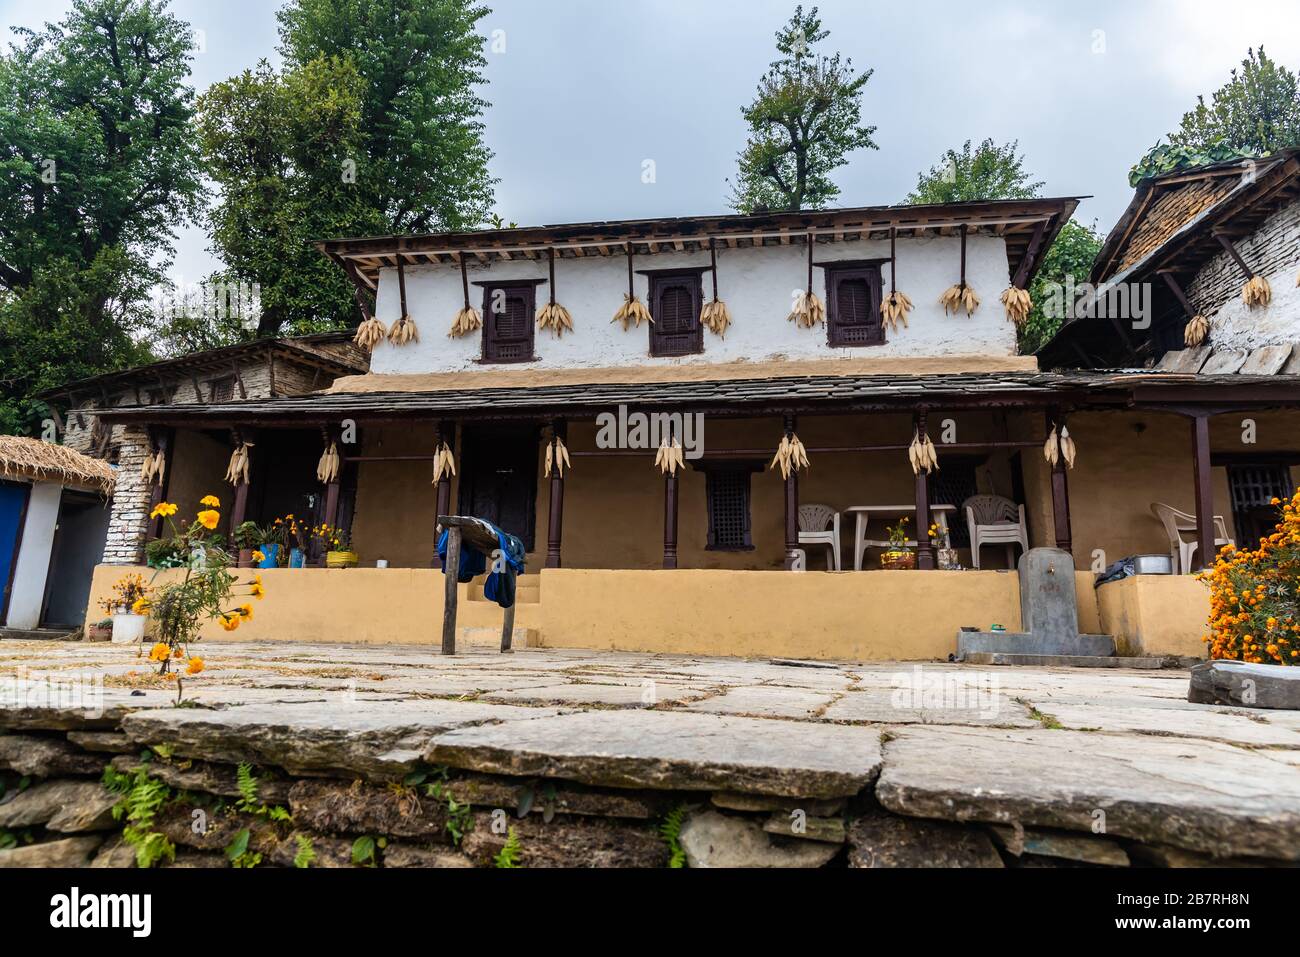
1000;286;1032;326
431;442;456;484
387;315;419;345
352;317;388;351
1184;314;1210;347
939;283;980;317
536;300;574;337
787;290;825;329
611;294;653;331
880;290;913;332
544;435;572;479
140;447;166;486
1060;426;1076;469
1242;275;1272;308
768;432;810;480
225;442;252;486
1043;425;1060;468
907;431;939;475
701;298;732;337
316;441;340;484
449;306;482;338
654;436;685;476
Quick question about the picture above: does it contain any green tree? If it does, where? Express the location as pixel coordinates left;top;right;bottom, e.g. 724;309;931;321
1021;219;1103;355
1171;47;1300;155
0;0;202;433
906;138;1043;205
728;5;877;213
196;57;379;338
276;0;495;235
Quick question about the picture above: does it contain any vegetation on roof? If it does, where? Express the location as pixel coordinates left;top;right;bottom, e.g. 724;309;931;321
1127;141;1259;188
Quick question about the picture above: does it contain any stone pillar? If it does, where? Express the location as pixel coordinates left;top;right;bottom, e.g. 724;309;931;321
101;425;152;565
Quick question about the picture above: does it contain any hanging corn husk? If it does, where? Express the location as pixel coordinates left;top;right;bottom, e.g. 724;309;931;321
907;431;939;475
537;247;574;337
387;315;419;345
939;283;980;317
449;255;482;337
1184;314;1210;347
224;442;252;486
1242;275;1272;308
701;238;733;337
1000;286;1032;326
880;291;913;331
787;290;825;328
1043;425;1060;468
612;294;653;330
353;317;388;351
768;432;810;481
654;436;686;476
140;447;166;486
316;441;340;484
544;435;571;479
431;442;456;484
1060;426;1076;469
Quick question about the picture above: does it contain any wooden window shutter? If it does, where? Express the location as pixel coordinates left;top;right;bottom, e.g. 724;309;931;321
649;274;703;357
482;283;536;363
827;265;884;347
705;468;753;549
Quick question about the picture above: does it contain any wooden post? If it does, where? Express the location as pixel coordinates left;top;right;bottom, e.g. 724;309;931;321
546;420;566;568
441;524;461;655
914;410;935;570
433;421;454;569
783;413;799;569
663;452;679;570
147;427;173;540
228;429;253;535
1047;409;1073;555
500;600;516;653
1190;413;1216;571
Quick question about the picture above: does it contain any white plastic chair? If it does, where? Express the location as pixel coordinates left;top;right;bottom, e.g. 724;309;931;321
798;504;841;571
964;495;1028;570
1150;503;1233;574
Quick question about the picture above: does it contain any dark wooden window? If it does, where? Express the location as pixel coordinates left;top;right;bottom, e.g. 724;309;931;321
705;468;754;550
825;262;885;347
481;282;538;363
648;272;704;357
1227;463;1295;547
206;376;235;403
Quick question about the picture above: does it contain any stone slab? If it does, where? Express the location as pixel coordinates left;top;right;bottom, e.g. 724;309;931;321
426;710;883;798
1189;661;1300;710
0;779;115;830
1041;701;1300;747
680;810;840;867
963;652;1168;669
876;725;1300;861
989;824;1131;866
483;681;709;707
846;811;1003;868
1200;348;1248;375
1155;345;1211;373
0;836;102;868
820;686;1038;728
680;686;837;719
1240;343;1293;376
957;632;1116;659
0;733;105;776
121;700;564;781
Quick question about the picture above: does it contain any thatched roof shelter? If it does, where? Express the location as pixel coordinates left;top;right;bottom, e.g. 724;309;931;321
0;435;114;495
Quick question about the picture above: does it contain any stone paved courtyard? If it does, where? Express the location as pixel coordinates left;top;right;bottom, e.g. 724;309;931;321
2;639;1299;866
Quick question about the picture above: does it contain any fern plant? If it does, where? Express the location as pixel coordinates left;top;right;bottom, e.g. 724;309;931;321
493;827;522;868
235;762;259;811
293;834;316;869
103;766;176;868
659;805;688;868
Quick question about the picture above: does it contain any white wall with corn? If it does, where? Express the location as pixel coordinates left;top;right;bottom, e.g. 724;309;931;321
367;234;1019;374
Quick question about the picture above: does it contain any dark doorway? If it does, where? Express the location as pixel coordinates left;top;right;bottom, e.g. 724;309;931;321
1227;463;1295;549
457;425;538;550
42;490;111;627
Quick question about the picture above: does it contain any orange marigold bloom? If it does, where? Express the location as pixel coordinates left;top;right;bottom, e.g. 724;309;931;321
148;642;170;663
197;509;220;530
186;657;205;675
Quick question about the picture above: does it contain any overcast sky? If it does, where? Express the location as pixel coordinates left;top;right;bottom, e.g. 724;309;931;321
4;0;1300;287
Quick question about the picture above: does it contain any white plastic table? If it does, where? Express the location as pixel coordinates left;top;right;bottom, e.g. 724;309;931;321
845;504;956;571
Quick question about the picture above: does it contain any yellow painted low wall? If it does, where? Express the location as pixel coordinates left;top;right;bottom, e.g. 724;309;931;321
84;564;1206;662
1096;574;1210;658
537;568;1023;660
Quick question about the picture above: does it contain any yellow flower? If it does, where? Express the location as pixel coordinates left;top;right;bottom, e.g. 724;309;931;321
186;657;205;675
147;642;171;663
251;549;265;563
131;597;150;615
200;494;221;507
150;502;178;520
237;604;253;620
197;509;220;530
219;614;241;632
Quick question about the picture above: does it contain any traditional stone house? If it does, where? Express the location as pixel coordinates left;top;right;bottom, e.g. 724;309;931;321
81;193;1299;660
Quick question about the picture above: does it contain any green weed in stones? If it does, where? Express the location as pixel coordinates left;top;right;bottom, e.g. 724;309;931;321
293;834;316;869
104;766;176;868
660;805;688;869
493;827;521;868
351;835;384;867
226;828;261;868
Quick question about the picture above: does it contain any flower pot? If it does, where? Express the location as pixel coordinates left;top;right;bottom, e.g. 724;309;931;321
111;612;147;645
326;550;359;568
238;548;254;569
86;620;114;642
880;549;916;570
937;547;960;570
288;547;305;569
258;543;281;568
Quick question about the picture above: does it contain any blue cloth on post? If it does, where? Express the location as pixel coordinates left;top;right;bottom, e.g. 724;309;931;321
436;520;526;608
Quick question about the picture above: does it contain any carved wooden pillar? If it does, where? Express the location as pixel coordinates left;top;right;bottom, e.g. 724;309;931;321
1047;409;1073;555
663;428;679;569
783;413;799;570
913;409;935;570
434;421;455;569
146;427;173;541
1190;412;1216;571
228;428;254;537
546;419;566;569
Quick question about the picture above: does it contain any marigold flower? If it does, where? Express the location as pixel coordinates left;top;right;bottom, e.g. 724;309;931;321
251;549;265;563
197;509;220;530
131;597;150;615
200;494;221;507
220;614;240;632
186;657;205;675
148;642;171;662
250;581;265;599
150;502;178;520
237;604;253;620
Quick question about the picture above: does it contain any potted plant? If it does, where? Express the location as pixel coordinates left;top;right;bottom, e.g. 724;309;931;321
880;517;916;570
930;522;960;570
99;573;150;644
285;515;306;568
314;523;358;568
259;516;289;568
232;521;263;569
85;618;114;642
145;537;184;570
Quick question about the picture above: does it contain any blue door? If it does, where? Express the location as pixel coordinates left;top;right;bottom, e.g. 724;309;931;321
0;482;29;624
